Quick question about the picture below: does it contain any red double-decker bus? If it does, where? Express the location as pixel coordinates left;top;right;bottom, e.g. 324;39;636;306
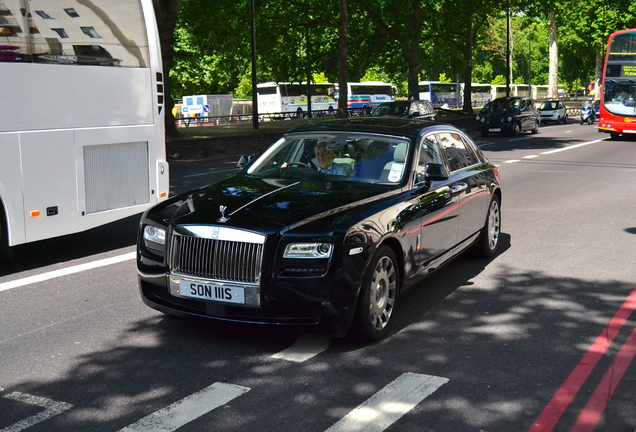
598;29;636;139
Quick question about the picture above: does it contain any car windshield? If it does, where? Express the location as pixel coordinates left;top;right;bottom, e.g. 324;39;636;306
246;132;410;184
492;98;519;112
540;101;557;110
371;103;409;117
602;81;636;116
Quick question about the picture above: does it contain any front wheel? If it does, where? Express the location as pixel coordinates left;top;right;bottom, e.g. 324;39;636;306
471;195;501;258
588;116;594;125
532;121;539;134
510;122;520;136
352;246;399;342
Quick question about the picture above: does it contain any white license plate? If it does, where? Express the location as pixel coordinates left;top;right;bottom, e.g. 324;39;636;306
179;280;245;304
489;128;501;132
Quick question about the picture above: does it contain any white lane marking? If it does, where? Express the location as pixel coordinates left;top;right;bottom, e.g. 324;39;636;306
325;373;449;432
118;383;250;432
540;138;606;154
522;155;539;159
508;137;527;142
1;392;73;432
0;252;135;293
504;160;521;164
271;334;330;362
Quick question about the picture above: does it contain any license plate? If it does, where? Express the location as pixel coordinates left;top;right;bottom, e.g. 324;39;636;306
179;280;245;304
489;128;501;132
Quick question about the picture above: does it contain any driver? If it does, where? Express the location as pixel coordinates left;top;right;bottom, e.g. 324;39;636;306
314;141;347;175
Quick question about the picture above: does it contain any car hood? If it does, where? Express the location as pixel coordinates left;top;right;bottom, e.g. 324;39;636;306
479;111;513;121
164;175;398;233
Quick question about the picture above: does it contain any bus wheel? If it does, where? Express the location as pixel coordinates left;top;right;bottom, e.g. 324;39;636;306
610;131;620;140
296;108;303;119
364;106;371;116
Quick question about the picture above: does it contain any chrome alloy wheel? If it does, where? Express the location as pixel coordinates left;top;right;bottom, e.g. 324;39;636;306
368;255;397;331
486;198;501;251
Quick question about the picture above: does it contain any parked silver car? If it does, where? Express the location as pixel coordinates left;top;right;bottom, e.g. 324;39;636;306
538;100;568;124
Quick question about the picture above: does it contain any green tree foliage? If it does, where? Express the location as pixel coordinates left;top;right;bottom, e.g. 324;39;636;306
171;0;252;98
164;0;636;111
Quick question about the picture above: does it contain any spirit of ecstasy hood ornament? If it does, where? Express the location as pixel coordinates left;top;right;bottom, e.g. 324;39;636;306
217;205;229;223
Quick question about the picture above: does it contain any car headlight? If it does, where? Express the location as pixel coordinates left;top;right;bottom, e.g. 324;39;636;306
143;225;166;245
284;242;333;258
507;116;512;121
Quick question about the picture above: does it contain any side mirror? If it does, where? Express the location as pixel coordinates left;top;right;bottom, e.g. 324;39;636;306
237;154;252;169
424;163;450;181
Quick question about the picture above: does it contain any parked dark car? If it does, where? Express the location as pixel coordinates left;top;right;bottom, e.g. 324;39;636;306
372;100;438;121
476;97;540;137
137;118;502;341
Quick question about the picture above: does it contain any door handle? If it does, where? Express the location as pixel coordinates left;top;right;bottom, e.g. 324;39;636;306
449;183;468;194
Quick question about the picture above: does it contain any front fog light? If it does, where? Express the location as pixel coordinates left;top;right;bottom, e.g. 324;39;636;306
143;225;166;245
284;242;333;258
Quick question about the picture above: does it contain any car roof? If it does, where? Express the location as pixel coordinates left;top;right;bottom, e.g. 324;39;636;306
286;117;457;139
493;96;527;101
377;100;427;106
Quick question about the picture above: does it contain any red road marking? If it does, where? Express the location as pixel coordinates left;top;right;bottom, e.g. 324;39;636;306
570;323;636;431
527;287;636;432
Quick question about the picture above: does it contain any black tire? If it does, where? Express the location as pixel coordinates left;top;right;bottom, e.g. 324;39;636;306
352;245;399;342
471;195;501;258
588;116;593;125
296;107;303;119
532;121;539;134
610;131;620;140
511;122;520;136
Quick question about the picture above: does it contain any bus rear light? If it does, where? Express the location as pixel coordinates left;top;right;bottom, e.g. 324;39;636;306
30;210;40;217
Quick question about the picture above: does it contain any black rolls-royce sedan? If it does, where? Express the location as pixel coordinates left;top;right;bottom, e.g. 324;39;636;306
137;118;502;341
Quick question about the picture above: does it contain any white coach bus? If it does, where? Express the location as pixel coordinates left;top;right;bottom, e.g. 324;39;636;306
257;82;338;117
0;0;169;251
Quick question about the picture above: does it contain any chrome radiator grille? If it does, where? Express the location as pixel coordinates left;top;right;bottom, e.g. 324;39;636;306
170;234;264;284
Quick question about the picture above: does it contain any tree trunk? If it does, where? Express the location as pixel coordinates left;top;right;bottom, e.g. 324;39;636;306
152;0;182;139
547;10;558;99
337;0;349;118
407;2;421;100
462;16;474;113
594;48;603;101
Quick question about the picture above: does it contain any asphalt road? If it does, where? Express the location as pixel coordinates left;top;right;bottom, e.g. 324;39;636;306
1;120;635;432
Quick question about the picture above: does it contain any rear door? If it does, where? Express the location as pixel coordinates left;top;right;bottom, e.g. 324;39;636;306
407;133;460;274
436;131;491;244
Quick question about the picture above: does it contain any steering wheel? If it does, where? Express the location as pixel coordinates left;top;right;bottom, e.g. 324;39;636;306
283;161;312;170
